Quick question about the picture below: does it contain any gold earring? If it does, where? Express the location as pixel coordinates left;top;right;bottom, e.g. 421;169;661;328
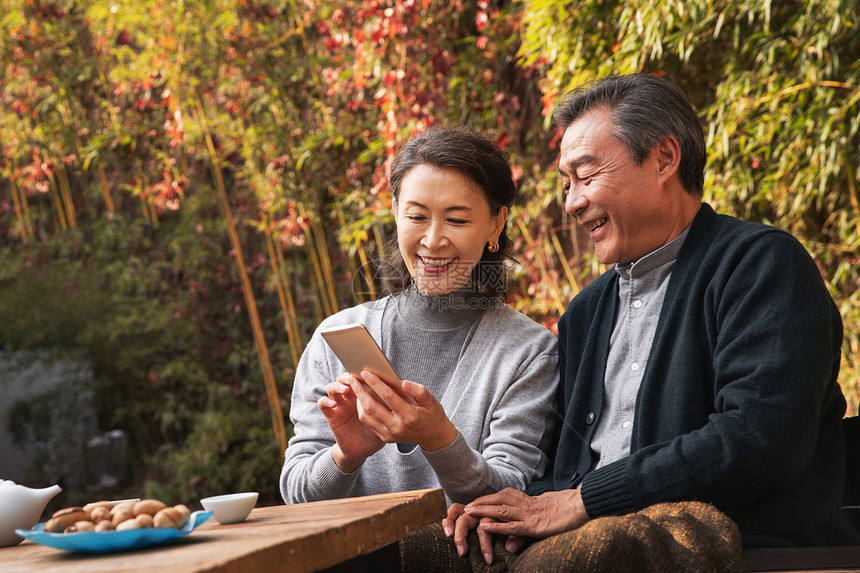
487;241;499;253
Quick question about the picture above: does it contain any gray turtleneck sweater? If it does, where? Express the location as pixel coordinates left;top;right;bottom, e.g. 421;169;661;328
280;286;559;505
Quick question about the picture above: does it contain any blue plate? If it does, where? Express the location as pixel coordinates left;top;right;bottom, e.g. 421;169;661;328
15;510;212;554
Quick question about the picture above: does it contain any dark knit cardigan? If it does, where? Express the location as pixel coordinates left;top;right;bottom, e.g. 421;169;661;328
528;203;859;547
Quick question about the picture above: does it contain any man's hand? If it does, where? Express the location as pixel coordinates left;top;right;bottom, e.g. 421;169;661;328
318;374;384;472
464;488;589;540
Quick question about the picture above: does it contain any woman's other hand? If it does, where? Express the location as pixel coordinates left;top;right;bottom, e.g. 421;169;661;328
318;373;384;472
349;370;458;452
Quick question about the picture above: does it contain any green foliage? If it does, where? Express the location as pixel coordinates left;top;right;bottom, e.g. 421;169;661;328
0;0;557;501
519;0;860;413
146;394;283;505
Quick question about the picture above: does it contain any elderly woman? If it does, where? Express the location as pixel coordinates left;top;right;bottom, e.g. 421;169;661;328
280;125;558;505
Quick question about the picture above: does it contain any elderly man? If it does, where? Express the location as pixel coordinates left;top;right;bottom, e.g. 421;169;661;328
405;73;858;572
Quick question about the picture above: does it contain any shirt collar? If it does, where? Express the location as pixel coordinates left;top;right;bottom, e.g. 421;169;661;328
615;228;690;278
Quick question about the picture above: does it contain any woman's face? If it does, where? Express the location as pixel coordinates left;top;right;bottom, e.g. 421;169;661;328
395;165;507;296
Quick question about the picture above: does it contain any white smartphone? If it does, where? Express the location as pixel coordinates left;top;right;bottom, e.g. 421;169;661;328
320;323;401;384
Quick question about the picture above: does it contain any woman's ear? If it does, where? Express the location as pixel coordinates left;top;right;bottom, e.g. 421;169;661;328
490;205;509;241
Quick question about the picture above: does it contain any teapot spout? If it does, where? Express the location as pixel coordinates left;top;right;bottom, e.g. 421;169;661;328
35;484;62;504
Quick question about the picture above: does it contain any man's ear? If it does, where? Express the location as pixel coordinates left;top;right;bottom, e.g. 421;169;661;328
655;136;681;180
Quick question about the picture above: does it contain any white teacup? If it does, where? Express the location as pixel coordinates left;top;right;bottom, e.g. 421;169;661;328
200;492;259;525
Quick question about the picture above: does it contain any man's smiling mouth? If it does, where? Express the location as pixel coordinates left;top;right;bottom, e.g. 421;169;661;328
583;217;608;232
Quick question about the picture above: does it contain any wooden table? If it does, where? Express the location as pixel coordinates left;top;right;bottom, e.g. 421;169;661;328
2;488;446;573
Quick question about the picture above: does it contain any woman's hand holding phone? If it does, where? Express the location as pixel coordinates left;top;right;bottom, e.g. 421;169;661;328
318;323;457;461
318;373;384;473
348;370;459;452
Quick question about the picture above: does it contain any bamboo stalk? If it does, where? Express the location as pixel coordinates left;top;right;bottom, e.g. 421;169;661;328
9;177;30;244
47;172;69;231
275;241;304;338
337;209;381;302
333;207;363;304
40;151;74;230
312;214;340;313
306;253;326;326
142;194;158;225
549;227;580;299
134;177;153;224
348;253;365;304
18;178;35;238
97;166;116;212
265;227;302;368
846;157;860;239
55;163;77;229
274;238;306;364
374;221;387;259
195;98;288;457
300;207;334;319
370;221;389;295
356;244;377;302
334;205;374;303
517;219;566;315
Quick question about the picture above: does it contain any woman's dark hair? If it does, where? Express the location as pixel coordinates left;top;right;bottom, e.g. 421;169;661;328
552;73;706;197
379;124;516;299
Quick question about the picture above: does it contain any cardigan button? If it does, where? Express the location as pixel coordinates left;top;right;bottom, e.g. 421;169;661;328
586;412;595;424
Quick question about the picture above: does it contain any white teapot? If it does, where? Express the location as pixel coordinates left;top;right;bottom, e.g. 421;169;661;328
0;479;62;547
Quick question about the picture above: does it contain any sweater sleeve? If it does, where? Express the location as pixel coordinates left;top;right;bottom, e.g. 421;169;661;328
279;327;361;503
422;344;559;505
580;230;844;518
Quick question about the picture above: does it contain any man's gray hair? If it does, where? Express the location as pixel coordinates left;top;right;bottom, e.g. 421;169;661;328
552;73;706;197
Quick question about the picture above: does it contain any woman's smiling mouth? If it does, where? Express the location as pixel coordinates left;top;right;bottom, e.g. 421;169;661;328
418;256;456;272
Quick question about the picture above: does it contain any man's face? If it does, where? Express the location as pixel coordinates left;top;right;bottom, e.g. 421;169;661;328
558;108;671;265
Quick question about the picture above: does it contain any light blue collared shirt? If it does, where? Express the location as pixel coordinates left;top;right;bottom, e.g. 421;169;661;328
590;229;689;471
